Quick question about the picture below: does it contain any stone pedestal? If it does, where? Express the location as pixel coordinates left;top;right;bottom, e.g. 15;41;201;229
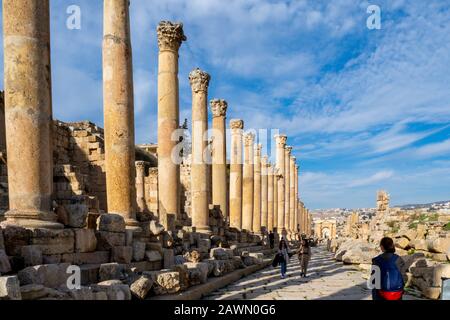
210;99;228;221
242;133;255;232
2;0;62;229
275;135;287;236
261;156;269;231
189;68;211;234
103;0;139;231
157;21;186;230
229;120;244;230
252;144;262;234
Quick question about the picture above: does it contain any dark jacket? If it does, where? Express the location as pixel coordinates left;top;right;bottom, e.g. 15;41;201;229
371;252;407;284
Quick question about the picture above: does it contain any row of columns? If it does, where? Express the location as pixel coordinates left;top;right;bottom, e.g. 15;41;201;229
1;0;311;236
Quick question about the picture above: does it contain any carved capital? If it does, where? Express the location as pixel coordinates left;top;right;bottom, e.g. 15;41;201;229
230;119;244;130
157;21;186;52
275;134;287;147
189;68;211;93
285;146;293;156
244;132;255;146
210;99;228;118
135;161;146;176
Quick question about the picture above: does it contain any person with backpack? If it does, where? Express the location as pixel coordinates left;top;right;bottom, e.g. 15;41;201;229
297;238;312;277
371;237;407;300
278;238;290;279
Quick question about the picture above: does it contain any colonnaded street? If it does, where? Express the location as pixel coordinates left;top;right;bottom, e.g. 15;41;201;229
204;246;422;300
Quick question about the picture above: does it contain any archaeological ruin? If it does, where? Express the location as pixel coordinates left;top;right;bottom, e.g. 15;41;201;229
0;1;312;300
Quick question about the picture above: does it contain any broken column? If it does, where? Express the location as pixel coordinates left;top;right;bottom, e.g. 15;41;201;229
2;0;62;229
157;21;186;229
135;161;147;214
103;0;139;230
275;135;287;235
261;156;269;231
267;163;274;232
210;99;228;220
252;144;262;234
189;68;211;234
289;155;296;234
242;133;255;232
229;120;244;230
284;146;292;233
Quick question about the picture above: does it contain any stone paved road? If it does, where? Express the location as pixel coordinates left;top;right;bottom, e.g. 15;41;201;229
204;246;420;300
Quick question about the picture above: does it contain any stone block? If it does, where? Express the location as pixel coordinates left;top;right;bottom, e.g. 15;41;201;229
395;237;410;249
132;241;146;262
2;225;32;256
95;231;126;250
140;220;164;236
61;251;110;265
98;263;129;282
31;229;75;255
74;229;97;253
210;247;234;260
130;276;153;299
17;263;71;289
249;252;264;264
145;250;162;262
410;239;428;251
428;237;450;254
144;271;181;295
146;242;163;254
197;239;211;254
80;264;100;285
0;249;11;274
42;255;61;264
96;280;131;300
163;248;175;269
112;246;132;264
0;227;4;250
173;264;189;290
19;284;47;300
184;262;209;285
65;203;89;228
97;214;126;233
21;245;43;267
0;275;21;300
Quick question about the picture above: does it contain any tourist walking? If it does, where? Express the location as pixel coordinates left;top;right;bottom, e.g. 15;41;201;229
371;237;406;300
297;238;311;277
278;238;290;279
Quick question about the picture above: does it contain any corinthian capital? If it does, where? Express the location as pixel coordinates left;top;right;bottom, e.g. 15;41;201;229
157;21;186;52
254;143;262;155
210;99;228;118
189;68;210;93
285;146;293;155
230;119;244;130
275;134;287;147
244;132;255;146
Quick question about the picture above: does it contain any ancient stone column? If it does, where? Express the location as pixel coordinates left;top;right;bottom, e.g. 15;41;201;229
275;135;287;235
261;156;269;231
103;0;139;230
157;21;186;229
2;0;62;229
295;164;299;233
252;144;262;234
284;146;292;232
273;168;280;231
189;68;211;234
210;99;228;220
289;156;296;233
135;161;147;213
267;163;274;232
229;120;244;230
242;133;255;232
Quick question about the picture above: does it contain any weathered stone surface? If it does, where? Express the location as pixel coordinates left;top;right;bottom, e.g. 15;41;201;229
0;249;11;274
96;231;126;250
31;229;75;255
65;204;89;228
74;229;97;253
98;263;129;282
395;237;410;249
173;264;189;290
184;250;201;263
2;225;32;256
18;263;71;289
62;251;110;265
232;256;246;269
207;259;235;277
184;262;209;285
20;284;47;300
197;239;211;254
248;253;264;264
132;241;146;262
0;227;4;250
42;255;61;264
144;220;165;236
0;276;21;300
21;245;43;267
96;280;131;300
210;247;234;260
145;250;162;262
163;248;175;269
410;239;428;251
112;246;132;264
428;237;450;254
174;255;186;265
130;276;153;299
144;271;181;295
97;214;126;233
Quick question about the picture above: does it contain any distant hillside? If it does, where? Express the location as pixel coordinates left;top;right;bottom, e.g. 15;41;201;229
395;200;450;209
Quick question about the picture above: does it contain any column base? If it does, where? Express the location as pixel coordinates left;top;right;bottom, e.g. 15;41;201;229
195;226;212;235
125;218;142;233
3;210;63;229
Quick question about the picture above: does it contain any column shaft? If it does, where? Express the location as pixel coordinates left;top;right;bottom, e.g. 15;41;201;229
252;144;262;233
261;156;268;230
289;156;296;233
229;120;244;230
275;135;287;233
242;133;254;231
267;164;274;232
284;146;291;232
135;161;146;213
3;0;61;228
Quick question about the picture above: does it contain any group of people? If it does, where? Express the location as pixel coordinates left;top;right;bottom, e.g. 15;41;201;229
271;235;407;301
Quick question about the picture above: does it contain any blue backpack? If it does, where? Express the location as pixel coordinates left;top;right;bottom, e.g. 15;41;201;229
374;254;404;292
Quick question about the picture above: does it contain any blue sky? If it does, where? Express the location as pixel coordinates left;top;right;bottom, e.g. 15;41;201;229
1;0;450;209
